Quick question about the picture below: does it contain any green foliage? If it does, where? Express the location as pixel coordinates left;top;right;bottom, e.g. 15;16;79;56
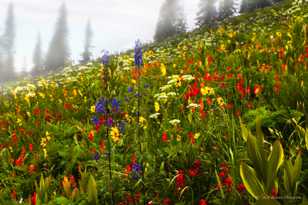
240;119;284;202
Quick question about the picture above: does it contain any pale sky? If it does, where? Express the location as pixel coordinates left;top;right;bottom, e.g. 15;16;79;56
0;0;200;72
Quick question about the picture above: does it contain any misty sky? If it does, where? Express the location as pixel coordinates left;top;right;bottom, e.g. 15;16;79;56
0;0;201;72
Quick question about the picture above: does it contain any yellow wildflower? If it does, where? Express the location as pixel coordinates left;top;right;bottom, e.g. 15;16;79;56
90;105;96;113
154;102;160;112
216;97;225;107
194;133;200;139
160;63;167;76
139;116;147;129
176;135;182;142
201;87;215;95
72;89;78;97
110;127;120;143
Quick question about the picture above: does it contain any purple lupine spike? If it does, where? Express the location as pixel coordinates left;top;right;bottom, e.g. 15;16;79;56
102;50;110;65
111;98;120;112
95;98;107;114
134;40;143;68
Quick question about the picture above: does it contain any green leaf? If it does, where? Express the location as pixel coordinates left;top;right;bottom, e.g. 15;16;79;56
87;175;98;205
266;140;284;192
240;118;249;141
247;133;265;181
255;199;281;205
240;162;265;200
305;129;308;151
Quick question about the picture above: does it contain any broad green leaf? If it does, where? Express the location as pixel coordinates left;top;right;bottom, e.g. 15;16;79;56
292;153;302;184
256;199;281;205
87;175;98;205
266;140;284;192
240;118;249;141
283;160;293;194
305;129;308;151
240;162;265;200
247;133;265;181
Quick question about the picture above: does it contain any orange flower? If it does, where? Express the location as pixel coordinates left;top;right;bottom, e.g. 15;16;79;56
253;84;262;96
88;130;95;142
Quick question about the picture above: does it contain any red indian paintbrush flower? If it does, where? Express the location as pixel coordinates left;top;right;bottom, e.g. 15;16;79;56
162;132;168;142
176;170;185;189
31;192;36;205
199;199;208;205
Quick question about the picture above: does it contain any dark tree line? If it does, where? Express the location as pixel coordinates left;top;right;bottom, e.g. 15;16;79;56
0;0;285;83
0;3;15;83
0;3;93;82
155;0;284;42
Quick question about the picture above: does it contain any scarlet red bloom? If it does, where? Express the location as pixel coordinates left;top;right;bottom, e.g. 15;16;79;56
271;187;278;197
188;131;195;144
193;159;201;168
31;192;36;205
29;143;33;152
218;171;225;178
162;132;168;142
12;132;18;144
188;168;198;177
134;192;141;202
199;199;208;205
278;48;285;59
70;175;77;188
99;140;105;153
11;189;17;200
64;103;72;110
206;97;213;106
131;153;137;163
28;164;36;174
253;84;262;96
206;55;214;67
223;176;233;187
176;170;185;189
162;197;172;205
125;164;132;176
204;72;212;81
281;64;287;73
32;107;40;116
237;183;246;193
88;130;95;142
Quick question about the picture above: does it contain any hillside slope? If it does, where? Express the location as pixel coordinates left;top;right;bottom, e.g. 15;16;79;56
0;1;308;204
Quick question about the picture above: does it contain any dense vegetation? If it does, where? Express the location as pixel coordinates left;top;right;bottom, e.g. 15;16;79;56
0;0;307;204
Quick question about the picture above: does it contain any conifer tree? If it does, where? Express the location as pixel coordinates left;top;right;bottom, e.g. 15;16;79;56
32;33;44;75
240;0;272;13
1;3;15;81
45;3;69;71
196;0;218;27
154;0;186;42
219;0;235;19
80;20;93;64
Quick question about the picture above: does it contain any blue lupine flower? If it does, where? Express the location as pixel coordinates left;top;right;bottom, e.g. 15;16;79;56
111;98;120;112
118;121;125;134
95;98;107;114
106;117;113;127
132;163;142;180
102;51;109;65
134;92;141;98
134;40;143;67
127;86;133;93
132;163;142;173
93;152;100;161
91;116;100;126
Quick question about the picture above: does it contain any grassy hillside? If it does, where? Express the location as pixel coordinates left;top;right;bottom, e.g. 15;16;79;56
0;0;307;204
